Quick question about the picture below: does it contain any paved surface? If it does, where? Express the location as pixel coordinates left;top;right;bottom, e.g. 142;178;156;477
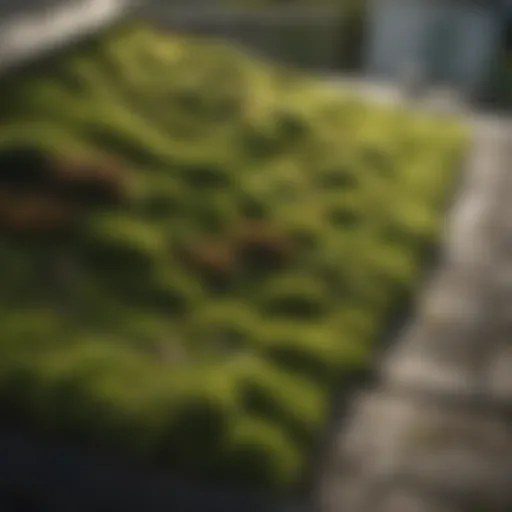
318;109;512;511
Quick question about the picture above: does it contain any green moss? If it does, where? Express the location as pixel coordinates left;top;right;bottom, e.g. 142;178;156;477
0;22;468;494
232;357;328;447
260;323;351;385
258;274;331;319
157;369;240;470
214;415;303;493
186;301;263;356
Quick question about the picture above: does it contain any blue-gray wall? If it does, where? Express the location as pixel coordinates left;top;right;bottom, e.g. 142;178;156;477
364;0;503;96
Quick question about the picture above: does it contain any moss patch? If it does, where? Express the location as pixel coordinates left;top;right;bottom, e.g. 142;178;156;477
0;22;468;494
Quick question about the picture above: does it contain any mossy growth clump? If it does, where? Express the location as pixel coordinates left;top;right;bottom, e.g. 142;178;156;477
0;22;468;495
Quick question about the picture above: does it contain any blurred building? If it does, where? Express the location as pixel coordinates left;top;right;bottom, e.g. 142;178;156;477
364;0;512;102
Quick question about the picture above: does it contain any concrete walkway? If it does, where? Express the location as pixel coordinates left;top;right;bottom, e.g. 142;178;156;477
318;105;512;511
